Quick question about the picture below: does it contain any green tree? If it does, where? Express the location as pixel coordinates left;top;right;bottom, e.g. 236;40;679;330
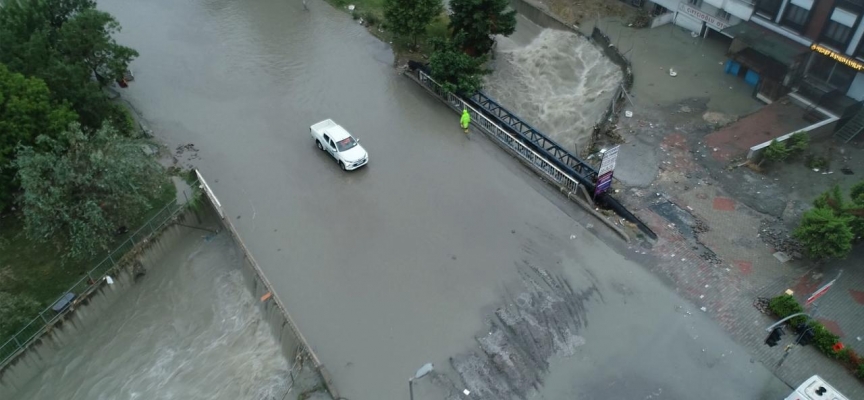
850;181;864;205
429;34;490;95
787;131;809;154
0;0;138;131
0;291;42;338
759;139;791;166
384;0;443;47
448;0;516;56
14;122;168;261
0;63;78;210
794;207;854;259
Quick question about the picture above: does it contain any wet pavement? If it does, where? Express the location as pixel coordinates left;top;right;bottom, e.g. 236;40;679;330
98;0;793;398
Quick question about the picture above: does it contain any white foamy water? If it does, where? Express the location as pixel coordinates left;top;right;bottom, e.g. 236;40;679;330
12;233;291;400
485;27;623;154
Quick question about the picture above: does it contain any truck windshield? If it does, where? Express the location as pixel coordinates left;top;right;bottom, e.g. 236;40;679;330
336;137;358;152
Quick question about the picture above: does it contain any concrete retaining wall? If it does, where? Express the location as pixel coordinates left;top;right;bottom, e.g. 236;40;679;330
508;0;579;33
0;210;196;397
195;170;338;399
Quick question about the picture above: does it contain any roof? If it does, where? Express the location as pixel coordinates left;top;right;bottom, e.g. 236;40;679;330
722;22;808;66
311;119;351;140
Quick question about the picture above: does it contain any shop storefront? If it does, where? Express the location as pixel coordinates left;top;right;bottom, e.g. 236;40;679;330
722;21;809;101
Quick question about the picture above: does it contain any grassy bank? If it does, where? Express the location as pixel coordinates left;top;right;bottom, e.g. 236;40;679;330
0;179;178;340
326;0;450;62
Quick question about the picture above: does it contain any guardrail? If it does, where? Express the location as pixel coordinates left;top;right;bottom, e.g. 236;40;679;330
0;186;197;368
416;71;584;194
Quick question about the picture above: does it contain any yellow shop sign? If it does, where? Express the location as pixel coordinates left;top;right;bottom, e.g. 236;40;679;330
811;44;864;71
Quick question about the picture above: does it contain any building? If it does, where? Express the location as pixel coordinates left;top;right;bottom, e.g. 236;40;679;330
639;0;864;136
645;0;753;36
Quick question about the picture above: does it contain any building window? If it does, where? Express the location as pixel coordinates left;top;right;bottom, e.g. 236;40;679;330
755;0;783;19
821;8;858;49
716;9;732;21
688;0;699;5
782;4;810;32
807;54;857;92
823;21;854;48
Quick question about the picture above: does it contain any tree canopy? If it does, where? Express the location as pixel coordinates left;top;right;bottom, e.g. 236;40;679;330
0;0;138;130
448;0;516;56
429;34;490;95
14;122;168;260
794;206;855;260
0;63;78;210
384;0;443;46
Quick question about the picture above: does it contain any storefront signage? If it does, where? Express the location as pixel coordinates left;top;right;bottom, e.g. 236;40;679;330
677;3;729;31
810;44;864;71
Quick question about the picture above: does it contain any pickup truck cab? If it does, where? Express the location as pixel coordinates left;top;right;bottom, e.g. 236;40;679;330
310;119;369;171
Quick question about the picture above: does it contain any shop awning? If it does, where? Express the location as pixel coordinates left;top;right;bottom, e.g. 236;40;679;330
722;22;809;66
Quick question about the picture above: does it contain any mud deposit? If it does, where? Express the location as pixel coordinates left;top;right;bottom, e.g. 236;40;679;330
435;266;599;399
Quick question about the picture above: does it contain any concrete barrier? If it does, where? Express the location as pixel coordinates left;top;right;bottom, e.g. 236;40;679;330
746;93;840;160
508;0;580;33
0;183;333;399
194;169;339;400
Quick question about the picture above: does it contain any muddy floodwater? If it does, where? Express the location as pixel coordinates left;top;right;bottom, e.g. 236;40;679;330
486;15;622;155
10;230;295;400
94;0;791;398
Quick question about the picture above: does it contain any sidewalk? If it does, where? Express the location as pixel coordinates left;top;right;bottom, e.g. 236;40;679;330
618;133;864;396
565;16;864;397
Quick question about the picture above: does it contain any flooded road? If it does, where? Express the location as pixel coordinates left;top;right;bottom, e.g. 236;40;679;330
11;230;293;400
98;0;790;398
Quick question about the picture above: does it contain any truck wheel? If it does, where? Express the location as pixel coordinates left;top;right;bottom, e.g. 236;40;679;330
316;140;324;150
339;161;346;171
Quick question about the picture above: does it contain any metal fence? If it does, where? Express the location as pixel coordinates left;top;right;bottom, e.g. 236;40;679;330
0;184;198;368
416;70;583;194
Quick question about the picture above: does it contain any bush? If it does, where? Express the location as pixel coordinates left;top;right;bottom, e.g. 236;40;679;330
788;131;809;153
794;207;854;259
761;139;791;165
858;362;864;379
810;322;840;355
0;292;42;338
768;294;804;320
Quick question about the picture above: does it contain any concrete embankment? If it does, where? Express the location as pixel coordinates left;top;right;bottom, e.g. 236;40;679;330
0;185;330;399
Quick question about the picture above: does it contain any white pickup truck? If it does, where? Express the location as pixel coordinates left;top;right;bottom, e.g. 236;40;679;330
310;119;369;171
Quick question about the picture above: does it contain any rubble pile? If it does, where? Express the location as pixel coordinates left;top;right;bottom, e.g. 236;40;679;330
753;297;771;315
758;219;802;258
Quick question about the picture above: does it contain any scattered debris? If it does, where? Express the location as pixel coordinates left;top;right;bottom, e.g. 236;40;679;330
758;219;802;257
773;251;791;263
753;297;770;314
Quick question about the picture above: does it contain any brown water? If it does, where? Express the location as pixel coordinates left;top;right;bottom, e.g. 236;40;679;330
56;0;794;398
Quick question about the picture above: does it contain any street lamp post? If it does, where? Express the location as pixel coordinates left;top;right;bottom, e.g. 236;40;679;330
409;363;434;400
765;269;843;367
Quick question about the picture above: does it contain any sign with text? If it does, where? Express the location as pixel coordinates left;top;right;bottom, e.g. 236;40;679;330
598;145;620;176
594;171;614;197
810;44;864;71
677;3;729;31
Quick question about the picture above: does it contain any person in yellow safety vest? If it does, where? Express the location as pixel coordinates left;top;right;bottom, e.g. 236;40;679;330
460;109;471;133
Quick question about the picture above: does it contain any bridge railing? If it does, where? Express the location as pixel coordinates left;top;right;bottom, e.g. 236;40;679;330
0;185;198;369
416;70;583;194
411;69;658;240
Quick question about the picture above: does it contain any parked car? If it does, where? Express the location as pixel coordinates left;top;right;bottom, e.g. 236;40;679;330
310;119;368;171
